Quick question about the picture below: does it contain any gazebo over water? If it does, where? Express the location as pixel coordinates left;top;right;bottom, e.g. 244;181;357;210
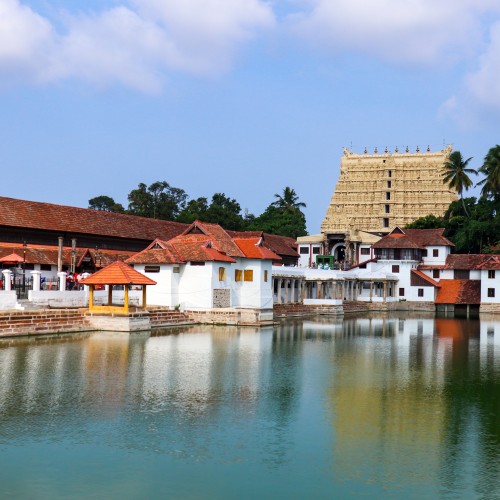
80;260;156;314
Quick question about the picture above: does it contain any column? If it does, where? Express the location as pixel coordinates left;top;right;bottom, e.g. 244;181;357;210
383;282;387;301
124;285;129;313
369;282;373;301
57;236;64;273
108;285;113;306
31;270;41;291
317;281;322;299
277;279;282;304
142;285;147;308
58;272;67;291
2;270;12;291
89;284;94;310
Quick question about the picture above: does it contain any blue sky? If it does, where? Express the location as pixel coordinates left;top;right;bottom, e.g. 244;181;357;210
1;0;499;233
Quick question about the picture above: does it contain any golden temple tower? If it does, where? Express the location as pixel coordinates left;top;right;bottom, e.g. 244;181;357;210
319;145;457;264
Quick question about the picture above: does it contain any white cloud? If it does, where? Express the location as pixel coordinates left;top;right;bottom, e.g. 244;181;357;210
0;0;56;82
288;0;499;66
0;0;275;92
465;21;500;109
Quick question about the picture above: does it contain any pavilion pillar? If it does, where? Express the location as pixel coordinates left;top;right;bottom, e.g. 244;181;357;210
143;286;147;308
278;279;282;304
369;282;373;301
383;282;387;301
89;285;94;310
124;286;129;314
57;236;63;273
108;285;113;306
317;281;322;299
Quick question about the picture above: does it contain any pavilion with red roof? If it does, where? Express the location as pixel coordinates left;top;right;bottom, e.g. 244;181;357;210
80;260;156;314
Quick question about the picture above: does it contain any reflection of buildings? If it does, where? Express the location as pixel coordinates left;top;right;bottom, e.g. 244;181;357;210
327;315;498;489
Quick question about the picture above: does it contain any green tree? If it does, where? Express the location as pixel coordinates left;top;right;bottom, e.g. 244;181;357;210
272;186;307;211
88;195;124;213
477;145;500;199
127;181;187;220
176;197;209;224
442;151;476;216
405;214;444;229
249;204;307;238
203;193;246;230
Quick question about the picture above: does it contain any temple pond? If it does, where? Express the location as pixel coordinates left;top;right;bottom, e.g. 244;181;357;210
0;313;499;499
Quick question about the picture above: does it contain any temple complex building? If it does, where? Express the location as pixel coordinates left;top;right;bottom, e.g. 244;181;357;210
308;145;458;266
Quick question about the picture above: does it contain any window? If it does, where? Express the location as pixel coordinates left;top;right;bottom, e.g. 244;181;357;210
386;192;391;200
173;266;180;273
218;267;226;281
359;264;366;269
24;263;35;270
235;270;242;282
383;218;389;228
392;265;399;273
399;288;405;296
385;204;390;214
312;247;320;255
488;288;495;298
488;270;496;279
40;264;52;271
422;249;428;257
144;265;160;273
433;249;439;257
264;270;268;282
299;247;309;255
190;261;205;266
418;288;424;297
433;269;440;279
388;170;392;177
454;269;470;279
387;181;392;188
244;270;253;282
360;248;370;255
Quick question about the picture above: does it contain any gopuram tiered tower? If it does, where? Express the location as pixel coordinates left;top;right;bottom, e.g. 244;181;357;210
319;145;457;264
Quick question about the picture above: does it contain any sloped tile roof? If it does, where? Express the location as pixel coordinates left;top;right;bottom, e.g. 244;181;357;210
179;221;245;258
0;196;187;241
435;279;481;304
79;261;156;285
0;243;135;267
227;230;299;258
445;254;493;270
373;227;454;249
476;255;500;270
411;269;441;287
233;237;282;261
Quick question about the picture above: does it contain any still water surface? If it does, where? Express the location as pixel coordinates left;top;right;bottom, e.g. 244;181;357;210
0;314;499;499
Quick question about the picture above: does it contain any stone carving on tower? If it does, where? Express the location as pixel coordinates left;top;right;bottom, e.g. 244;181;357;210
321;145;457;236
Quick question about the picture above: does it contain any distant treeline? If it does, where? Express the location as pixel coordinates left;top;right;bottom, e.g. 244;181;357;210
89;183;308;239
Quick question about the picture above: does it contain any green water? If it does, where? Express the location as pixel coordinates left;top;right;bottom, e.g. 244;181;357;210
0;314;499;499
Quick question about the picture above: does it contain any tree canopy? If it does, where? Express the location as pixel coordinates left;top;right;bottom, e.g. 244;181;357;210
89;183;308;238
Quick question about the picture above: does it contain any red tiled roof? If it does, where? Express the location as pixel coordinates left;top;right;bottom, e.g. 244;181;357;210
233;237;282;261
445;254;493;270
0;196;187;241
0;252;24;263
373;227;454;249
476;255;500;270
179;221;245;258
0;243;135;267
172;241;236;263
435;279;481;304
79;261;156;285
411;269;441;287
227;230;299;258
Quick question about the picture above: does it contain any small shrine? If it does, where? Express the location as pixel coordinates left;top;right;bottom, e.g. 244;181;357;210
80;261;157;331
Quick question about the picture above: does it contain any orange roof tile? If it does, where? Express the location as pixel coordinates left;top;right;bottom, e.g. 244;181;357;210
411;269;441;287
435;279;481;304
80;261;156;285
233;237;282;261
0;196;187;242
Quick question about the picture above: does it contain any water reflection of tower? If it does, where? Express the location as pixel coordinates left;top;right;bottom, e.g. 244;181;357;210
329;316;447;488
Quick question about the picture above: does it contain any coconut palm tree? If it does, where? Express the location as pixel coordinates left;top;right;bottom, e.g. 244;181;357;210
272;187;306;212
442;151;476;217
477;145;500;199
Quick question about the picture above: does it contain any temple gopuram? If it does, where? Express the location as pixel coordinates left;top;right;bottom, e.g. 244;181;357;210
298;145;457;267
